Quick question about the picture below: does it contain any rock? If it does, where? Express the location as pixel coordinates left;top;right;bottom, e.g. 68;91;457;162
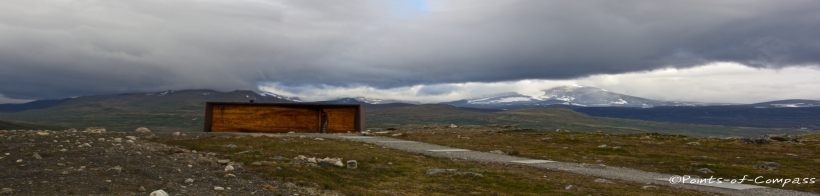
36;131;50;136
214;186;225;191
449;124;457;128
172;132;180;136
488;150;506;155
641;185;659;190
564;185;574;190
307;157;317;163
149;190;169;196
98;138;106;141
16;159;22;163
598;144;607;148
686;142;701;146
0;130;6;134
113;138;122;143
224;165;235;172
135;127;151;133
126;140;135;145
184;178;194;183
85;127;106;133
314;138;324;141
223;144;237;148
107;165;123;173
346;160;358;169
139;186;146;192
612;146;622;150
391;133;403;137
224;174;236;178
33;153;42;160
764;161;780;166
426;168;447;175
361;132;373;136
333;160;344;167
295;155;306;160
696;168;714;174
1;188;13;194
217;159;231;164
594;179;614;184
126;136;137;140
251;161;263;166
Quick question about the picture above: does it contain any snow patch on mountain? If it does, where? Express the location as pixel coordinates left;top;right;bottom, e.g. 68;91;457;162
259;92;302;102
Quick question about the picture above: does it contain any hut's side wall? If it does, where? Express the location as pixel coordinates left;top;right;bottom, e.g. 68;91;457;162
211;105;320;133
324;108;357;133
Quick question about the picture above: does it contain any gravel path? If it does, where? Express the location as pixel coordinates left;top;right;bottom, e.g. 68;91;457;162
293;133;818;196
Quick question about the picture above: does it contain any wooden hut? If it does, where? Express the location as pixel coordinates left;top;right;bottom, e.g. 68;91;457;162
204;102;364;133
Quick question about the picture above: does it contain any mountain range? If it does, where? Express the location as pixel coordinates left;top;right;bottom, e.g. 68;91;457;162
0;86;817;132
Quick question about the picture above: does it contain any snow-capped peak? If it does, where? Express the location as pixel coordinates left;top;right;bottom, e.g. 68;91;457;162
259;91;302;102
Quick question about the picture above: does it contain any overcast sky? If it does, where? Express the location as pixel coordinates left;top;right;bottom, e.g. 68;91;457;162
1;0;819;104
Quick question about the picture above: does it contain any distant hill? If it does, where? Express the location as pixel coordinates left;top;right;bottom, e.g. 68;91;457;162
0;119;67;130
312;97;418;110
0;89;294;132
0;98;71;113
574;103;820;130
442;85;722;109
367;104;809;138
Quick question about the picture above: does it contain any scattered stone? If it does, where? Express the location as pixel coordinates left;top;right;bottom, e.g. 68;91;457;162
107;165;123;173
217;159;230;164
36;132;50;136
314;138;324;141
33;153;42;160
251;161;263;166
98;138;106;142
135;127;151;133
598;144;607;148
223;144;237;148
126;136;137;140
449;124;458;128
85;127;106;133
786;153;798;156
346;160;358;169
594;179;614;184
696;168;714;174
184;178;194;184
764;161;780;166
139;186;146;192
1;188;13;194
224;174;236;178
172;132;180;136
214;186;225;191
16;159;22;163
642;185;659;190
686;142;701;146
60;149;67;152
391;133;403;137
612;146;622;150
126;140;135;145
307;157;317;163
564;185;574;190
113;138;122;143
224;165;235;172
149;190;169;196
0;130;6;134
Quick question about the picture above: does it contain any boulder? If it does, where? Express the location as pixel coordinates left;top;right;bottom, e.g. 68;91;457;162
149;190;168;196
135;127;151;133
172;132;180;136
346;160;358;169
449;124;458;128
686;142;700;146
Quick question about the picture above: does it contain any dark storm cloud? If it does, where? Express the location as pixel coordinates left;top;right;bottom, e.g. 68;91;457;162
1;0;819;100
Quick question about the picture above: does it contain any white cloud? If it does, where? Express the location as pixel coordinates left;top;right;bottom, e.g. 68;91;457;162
259;62;820;104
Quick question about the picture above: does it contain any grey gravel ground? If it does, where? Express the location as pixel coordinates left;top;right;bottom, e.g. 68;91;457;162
293;133;818;196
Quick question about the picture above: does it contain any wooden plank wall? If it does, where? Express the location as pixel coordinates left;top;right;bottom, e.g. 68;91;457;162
324;108;357;133
211;105;322;133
